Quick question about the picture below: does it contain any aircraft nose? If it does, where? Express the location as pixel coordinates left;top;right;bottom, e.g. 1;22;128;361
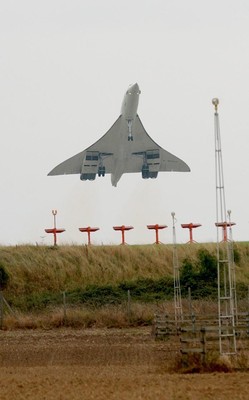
128;83;140;94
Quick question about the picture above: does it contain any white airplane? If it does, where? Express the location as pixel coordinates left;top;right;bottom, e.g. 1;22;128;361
48;83;190;186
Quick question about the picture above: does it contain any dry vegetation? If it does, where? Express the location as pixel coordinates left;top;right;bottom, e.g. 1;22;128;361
1;244;177;294
0;242;248;328
1;242;249;295
2;298;220;330
0;244;249;399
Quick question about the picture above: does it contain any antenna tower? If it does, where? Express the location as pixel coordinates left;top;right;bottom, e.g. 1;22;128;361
171;212;183;327
213;98;237;354
227;209;238;325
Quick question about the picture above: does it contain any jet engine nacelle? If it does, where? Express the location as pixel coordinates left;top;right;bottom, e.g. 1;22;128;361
141;167;158;179
141;149;160;179
80;173;96;181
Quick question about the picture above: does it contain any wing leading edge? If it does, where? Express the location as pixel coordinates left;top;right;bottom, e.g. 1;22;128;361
122;115;190;174
48;116;123;178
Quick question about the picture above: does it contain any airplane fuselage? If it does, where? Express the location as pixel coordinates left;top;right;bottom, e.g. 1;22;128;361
121;83;140;120
111;84;141;186
111;120;131;186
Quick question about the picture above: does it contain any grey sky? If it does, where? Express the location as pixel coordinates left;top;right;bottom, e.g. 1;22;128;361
0;0;249;245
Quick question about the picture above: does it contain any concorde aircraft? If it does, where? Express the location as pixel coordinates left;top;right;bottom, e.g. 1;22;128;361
48;83;190;186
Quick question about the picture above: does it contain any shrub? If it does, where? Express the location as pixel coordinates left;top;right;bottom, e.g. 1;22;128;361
172;352;234;373
0;264;9;290
180;248;217;298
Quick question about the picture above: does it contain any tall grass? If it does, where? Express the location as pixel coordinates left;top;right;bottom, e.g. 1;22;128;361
0;242;248;311
2;243;249;289
2;299;219;330
1;244;177;295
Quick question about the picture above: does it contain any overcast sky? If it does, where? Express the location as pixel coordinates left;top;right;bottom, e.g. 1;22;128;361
0;0;249;245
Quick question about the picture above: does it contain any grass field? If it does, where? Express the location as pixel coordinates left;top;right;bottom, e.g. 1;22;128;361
0;242;248;328
1;242;249;296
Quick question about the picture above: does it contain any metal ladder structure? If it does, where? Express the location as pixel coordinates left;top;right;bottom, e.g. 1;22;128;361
212;98;237;355
227;209;238;325
171;212;183;328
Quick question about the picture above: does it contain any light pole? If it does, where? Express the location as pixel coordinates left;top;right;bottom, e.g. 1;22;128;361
45;210;65;246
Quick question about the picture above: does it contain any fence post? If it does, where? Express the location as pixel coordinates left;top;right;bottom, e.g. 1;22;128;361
188;287;195;332
127;290;131;323
63;291;67;323
201;328;207;363
248;285;249;310
0;291;3;329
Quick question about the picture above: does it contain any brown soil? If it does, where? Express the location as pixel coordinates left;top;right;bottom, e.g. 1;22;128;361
0;327;248;400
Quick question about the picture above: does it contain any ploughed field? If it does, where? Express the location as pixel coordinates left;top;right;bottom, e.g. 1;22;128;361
0;327;249;400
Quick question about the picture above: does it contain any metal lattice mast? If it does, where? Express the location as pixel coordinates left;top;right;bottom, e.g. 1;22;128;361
171;212;183;327
227;209;238;324
212;98;236;355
